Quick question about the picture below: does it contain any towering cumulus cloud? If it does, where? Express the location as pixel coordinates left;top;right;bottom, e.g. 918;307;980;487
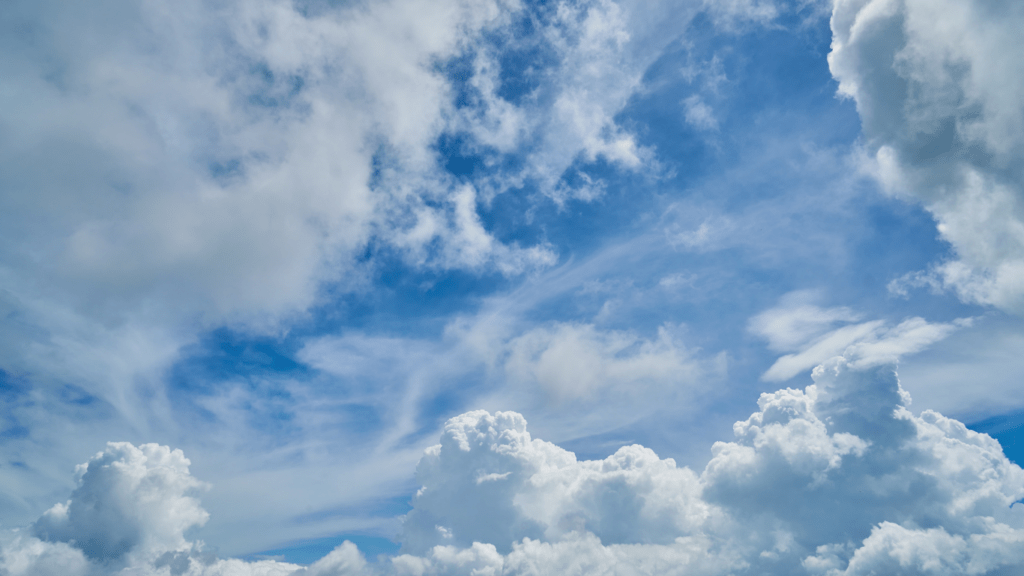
829;0;1024;312
2;357;1022;575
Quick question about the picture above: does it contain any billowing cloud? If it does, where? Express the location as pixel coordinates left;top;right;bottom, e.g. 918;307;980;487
31;443;208;563
4;357;1023;575
829;0;1024;313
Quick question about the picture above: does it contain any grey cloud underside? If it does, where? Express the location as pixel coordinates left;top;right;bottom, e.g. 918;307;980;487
829;0;1024;313
3;357;1023;575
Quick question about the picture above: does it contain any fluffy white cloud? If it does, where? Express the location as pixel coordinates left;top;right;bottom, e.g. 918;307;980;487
31;443;208;563
4;356;1023;575
829;0;1024;313
397;358;1024;575
399;410;710;555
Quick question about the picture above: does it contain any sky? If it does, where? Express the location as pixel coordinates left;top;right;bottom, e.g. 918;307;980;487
2;0;1024;574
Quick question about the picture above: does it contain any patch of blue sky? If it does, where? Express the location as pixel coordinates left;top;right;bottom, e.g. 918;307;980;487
248;533;401;566
968;412;1024;467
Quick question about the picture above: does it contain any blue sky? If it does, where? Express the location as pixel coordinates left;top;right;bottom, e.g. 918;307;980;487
3;0;1024;574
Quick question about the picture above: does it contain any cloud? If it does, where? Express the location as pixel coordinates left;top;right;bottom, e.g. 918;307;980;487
703;0;782;27
0;0;720;532
4;357;1024;575
829;0;1024;313
750;293;968;381
503;322;706;402
748;291;863;352
31;443;208;563
682;95;720;132
394;358;1024;575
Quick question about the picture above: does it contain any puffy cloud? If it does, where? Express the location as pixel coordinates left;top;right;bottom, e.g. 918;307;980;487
750;293;969;381
31;443;208;563
399;410;710;555
395;358;1024;575
6;356;1023;575
828;0;1024;313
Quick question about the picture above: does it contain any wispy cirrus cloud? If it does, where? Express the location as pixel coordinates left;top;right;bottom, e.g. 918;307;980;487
750;291;970;382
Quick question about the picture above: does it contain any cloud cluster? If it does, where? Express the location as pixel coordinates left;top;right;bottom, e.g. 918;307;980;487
0;0;715;528
0;0;713;338
4;356;1023;575
829;0;1024;313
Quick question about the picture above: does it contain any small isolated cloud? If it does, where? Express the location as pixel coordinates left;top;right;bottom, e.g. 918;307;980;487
829;0;1024;314
702;0;781;27
4;358;1024;575
682;95;719;131
665;214;736;252
750;293;969;381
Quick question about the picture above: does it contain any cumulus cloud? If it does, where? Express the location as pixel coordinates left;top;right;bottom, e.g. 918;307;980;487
31;443;208;563
829;0;1024;313
4;357;1023;575
750;293;968;381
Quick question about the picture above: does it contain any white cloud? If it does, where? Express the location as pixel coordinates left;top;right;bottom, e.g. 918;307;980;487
5;357;1024;575
829;0;1024;313
748;291;862;352
297;312;724;460
751;293;968;381
31;443;208;563
503;322;705;402
682;95;720;131
0;0;717;536
703;0;782;27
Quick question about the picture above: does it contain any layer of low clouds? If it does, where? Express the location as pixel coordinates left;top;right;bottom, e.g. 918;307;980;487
3;357;1023;575
830;0;1024;313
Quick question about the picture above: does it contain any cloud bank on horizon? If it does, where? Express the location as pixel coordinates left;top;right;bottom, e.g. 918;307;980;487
3;0;1024;570
3;357;1023;575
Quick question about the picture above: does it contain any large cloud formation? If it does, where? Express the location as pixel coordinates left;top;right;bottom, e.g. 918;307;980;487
3;357;1023;575
829;0;1024;313
0;0;706;531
